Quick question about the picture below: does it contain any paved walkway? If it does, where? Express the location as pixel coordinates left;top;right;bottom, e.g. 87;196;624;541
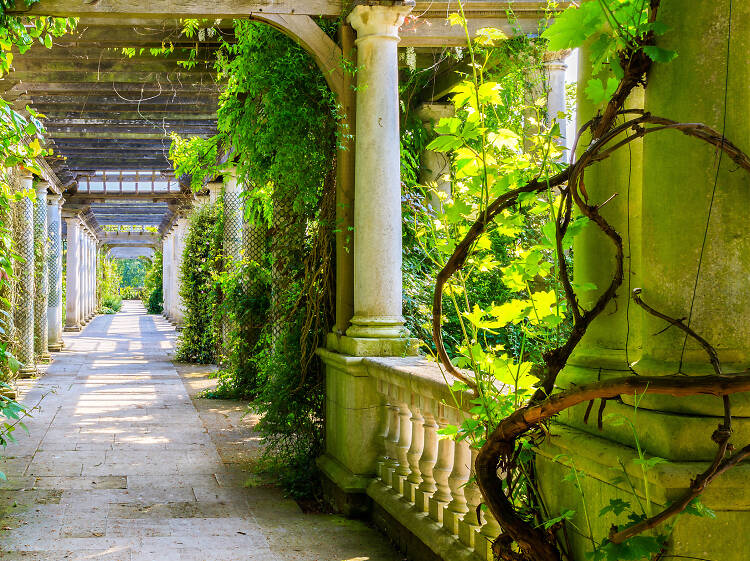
0;301;401;561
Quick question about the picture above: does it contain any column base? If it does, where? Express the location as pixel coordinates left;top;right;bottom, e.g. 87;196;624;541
37;353;52;364
63;325;81;332
48;343;63;352
327;332;419;357
17;366;37;379
537;423;750;561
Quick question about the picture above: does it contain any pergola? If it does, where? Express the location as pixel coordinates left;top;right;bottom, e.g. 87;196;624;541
6;3;574;561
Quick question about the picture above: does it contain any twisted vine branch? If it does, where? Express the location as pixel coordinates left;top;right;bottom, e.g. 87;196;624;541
430;2;750;559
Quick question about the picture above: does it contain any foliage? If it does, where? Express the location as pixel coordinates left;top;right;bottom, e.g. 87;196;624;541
143;251;163;314
116;258;147;289
174;202;223;364
427;2;744;561
97;252;121;312
208;257;270;398
167;20;338;498
100;293;122;314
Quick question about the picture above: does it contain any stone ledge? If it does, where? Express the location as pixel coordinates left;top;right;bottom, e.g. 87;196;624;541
539;424;750;509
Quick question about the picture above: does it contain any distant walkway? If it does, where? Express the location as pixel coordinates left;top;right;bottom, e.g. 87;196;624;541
0;301;401;561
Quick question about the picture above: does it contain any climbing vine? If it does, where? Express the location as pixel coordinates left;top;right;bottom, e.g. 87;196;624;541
429;2;750;560
175;201;224;364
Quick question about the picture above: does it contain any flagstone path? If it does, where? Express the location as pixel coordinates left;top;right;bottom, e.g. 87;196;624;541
0;301;402;561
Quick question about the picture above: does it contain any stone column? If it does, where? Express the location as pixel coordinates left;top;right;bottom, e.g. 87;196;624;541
33;181;50;361
207;181;222;205
91;241;98;315
317;0;416;517
223;168;243;265
173;214;189;327
544;51;569;157
417;103;454;212
64;217;81;332
342;1;415;354
14;171;36;376
81;232;90;323
163;231;174;322
538;4;750;560
47;193;64;351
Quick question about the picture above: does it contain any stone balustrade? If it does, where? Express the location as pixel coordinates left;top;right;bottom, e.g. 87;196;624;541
322;355;499;561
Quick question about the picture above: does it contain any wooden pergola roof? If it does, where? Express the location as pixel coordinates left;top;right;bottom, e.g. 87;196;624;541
5;1;561;244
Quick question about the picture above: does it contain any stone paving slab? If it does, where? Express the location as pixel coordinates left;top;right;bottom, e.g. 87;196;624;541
0;301;404;561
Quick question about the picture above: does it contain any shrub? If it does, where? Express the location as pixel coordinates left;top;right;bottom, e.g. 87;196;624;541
174;202;223;364
100;294;122;313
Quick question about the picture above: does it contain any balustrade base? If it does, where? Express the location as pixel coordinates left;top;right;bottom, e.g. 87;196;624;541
537;423;750;561
318;453;373;517
368;479;484;561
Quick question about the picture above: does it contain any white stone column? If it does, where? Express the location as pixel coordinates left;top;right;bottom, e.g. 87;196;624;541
81;229;90;323
33;181;50;361
162;232;173;321
417;103;454;212
64;217;82;332
207;181;222;205
14;171;36;375
345;2;414;343
544;51;569;158
92;241;98;315
47;194;64;351
173;216;189;326
82;232;90;322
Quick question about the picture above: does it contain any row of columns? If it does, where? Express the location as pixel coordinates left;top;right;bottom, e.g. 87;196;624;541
11;173;70;375
64;215;99;333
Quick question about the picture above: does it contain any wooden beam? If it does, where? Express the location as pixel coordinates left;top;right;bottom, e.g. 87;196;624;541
9;0;343;18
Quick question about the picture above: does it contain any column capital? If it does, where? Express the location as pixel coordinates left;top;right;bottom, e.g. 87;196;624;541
35;180;50;196
544;49;571;65
347;1;414;41
47;192;64;206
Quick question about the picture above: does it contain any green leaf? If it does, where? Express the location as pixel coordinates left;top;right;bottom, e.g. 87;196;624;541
642;46;678;63
599;498;631;517
585;77;619;105
541;2;605;50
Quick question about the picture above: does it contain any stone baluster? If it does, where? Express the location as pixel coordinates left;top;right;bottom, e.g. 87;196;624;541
444;416;471;535
394;398;413;496
383;390;401;489
404;402;424;503
33;181;50;362
47;193;64;351
375;379;391;480
415;408;438;513
429;411;455;523
478;506;502;561
459;448;482;549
